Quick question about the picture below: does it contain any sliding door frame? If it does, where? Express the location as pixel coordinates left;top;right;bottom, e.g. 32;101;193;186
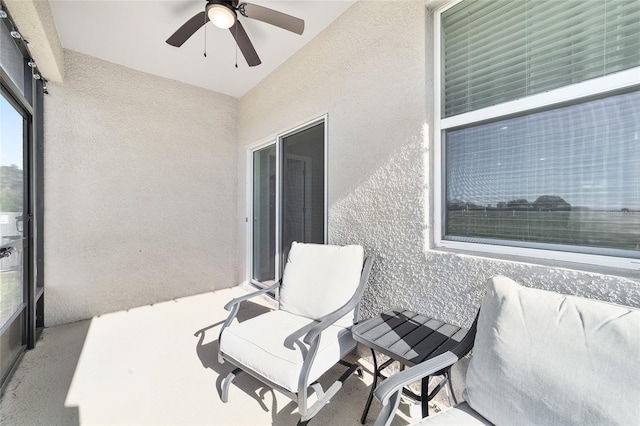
0;1;45;393
246;115;328;289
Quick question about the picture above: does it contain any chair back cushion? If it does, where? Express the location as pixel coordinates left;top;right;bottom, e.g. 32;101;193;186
279;242;364;327
465;275;640;425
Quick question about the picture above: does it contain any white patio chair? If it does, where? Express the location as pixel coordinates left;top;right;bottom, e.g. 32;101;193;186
218;242;375;425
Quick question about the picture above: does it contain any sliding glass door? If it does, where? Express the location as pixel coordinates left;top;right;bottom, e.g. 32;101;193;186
250;118;326;286
0;2;45;391
252;144;277;284
281;123;326;264
0;90;27;385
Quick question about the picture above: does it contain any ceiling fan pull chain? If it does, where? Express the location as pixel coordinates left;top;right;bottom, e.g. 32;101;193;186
203;12;207;57
235;23;238;68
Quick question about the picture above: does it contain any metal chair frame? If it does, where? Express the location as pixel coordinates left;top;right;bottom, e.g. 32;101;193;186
218;256;375;425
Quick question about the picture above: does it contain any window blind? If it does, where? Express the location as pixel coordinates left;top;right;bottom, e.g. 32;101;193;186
442;0;640;117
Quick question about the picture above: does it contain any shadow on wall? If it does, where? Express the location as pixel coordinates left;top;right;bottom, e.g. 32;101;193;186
328;126;463;324
328;125;640;330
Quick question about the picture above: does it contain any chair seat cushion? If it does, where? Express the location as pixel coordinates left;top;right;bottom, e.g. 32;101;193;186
415;403;492;426
219;310;357;393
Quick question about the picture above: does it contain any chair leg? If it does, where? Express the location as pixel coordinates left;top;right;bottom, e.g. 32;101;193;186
361;349;379;424
300;359;362;424
373;385;403;426
310;382;325;400
221;368;243;403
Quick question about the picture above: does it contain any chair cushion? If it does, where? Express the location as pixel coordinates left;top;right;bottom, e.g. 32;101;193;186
414;403;492;426
219;310;357;393
279;242;364;327
465;275;640;425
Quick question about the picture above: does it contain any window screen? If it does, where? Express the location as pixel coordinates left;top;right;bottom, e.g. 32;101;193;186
0;19;25;96
445;90;640;257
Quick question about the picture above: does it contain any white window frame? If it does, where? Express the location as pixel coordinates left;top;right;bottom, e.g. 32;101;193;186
433;0;640;271
246;115;328;287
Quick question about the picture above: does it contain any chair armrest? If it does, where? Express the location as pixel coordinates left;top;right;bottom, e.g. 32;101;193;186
375;351;459;405
373;351;460;426
223;282;279;311
219;282;279;363
303;294;358;345
303;256;375;345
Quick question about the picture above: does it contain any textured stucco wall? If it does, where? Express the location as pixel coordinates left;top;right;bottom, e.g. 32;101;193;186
238;0;640;329
45;50;238;326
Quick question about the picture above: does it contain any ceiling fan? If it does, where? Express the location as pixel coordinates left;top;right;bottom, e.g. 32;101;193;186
166;0;305;67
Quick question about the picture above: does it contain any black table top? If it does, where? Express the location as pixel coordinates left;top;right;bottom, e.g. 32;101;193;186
352;309;469;366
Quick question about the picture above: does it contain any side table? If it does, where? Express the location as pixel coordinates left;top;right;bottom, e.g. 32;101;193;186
352;309;471;424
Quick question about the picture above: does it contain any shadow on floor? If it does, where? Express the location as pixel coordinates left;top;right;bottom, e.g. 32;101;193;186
0;319;91;426
1;290;406;425
193;300;373;425
193;301;295;422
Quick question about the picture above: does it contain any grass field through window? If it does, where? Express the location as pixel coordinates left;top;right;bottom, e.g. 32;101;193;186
446;209;640;253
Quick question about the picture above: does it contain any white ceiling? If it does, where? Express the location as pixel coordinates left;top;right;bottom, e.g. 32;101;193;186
49;0;355;98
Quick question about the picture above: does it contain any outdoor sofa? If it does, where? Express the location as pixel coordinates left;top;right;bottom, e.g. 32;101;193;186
374;275;640;426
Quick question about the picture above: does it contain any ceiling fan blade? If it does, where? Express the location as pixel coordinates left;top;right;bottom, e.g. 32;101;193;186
166;11;208;47
230;20;261;67
241;3;305;35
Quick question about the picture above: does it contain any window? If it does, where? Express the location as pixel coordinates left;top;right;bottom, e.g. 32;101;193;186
435;0;640;268
249;118;326;286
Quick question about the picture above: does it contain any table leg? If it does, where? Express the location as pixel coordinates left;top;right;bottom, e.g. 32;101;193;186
421;376;430;418
422;371;454;418
446;367;458;404
360;348;379;424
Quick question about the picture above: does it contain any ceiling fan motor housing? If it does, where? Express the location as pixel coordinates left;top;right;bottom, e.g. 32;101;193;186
206;1;238;29
207;0;240;10
167;0;304;66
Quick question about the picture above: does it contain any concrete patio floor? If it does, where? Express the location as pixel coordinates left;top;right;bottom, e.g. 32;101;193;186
0;286;458;425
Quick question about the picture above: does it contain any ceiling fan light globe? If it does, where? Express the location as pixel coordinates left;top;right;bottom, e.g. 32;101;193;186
207;4;236;29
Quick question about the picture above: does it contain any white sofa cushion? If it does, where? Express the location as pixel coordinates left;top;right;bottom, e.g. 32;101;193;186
415;403;492;426
465;275;640;425
219;310;356;393
279;242;364;327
